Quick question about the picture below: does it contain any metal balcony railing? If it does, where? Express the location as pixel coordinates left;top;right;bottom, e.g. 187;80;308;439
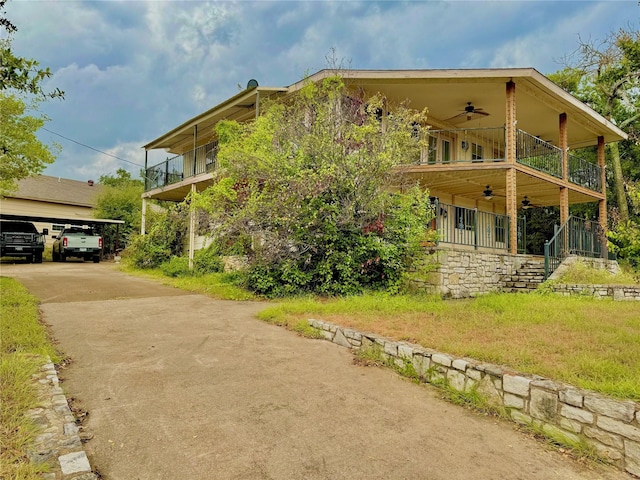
568;153;602;192
516;130;562;178
145;141;218;191
421;127;506;164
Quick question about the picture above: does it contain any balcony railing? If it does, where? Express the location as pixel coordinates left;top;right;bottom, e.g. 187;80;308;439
434;202;527;252
145;141;218;191
516;130;562;178
421;127;506;164
568;153;602;192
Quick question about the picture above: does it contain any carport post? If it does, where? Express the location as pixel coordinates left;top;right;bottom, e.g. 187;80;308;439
188;184;196;270
141;198;147;235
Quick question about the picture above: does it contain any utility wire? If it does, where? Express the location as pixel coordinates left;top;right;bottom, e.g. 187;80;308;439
41;127;144;167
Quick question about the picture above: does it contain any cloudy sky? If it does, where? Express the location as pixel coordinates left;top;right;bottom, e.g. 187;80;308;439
5;0;639;182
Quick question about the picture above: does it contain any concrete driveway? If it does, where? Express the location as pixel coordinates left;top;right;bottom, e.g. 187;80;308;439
1;262;631;479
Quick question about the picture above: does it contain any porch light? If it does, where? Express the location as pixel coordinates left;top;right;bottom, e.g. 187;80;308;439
522;196;533;209
483;186;493;200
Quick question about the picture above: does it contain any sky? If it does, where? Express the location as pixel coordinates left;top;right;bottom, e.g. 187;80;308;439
4;0;639;182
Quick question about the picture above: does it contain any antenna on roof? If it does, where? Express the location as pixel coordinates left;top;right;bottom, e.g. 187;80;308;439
247;79;259;89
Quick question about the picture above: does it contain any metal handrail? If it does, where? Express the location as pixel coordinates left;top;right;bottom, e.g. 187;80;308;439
544;216;606;279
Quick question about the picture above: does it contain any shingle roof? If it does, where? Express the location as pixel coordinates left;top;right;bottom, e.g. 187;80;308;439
7;175;105;207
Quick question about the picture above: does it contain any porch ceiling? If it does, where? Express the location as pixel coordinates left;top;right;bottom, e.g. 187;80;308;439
405;166;602;210
144;87;288;155
301;69;626;148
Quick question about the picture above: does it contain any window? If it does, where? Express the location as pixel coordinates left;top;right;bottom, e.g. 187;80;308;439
455;207;475;231
472;143;483;161
52;224;65;232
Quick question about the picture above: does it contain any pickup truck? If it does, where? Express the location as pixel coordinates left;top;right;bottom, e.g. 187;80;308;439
0;220;48;263
52;227;103;263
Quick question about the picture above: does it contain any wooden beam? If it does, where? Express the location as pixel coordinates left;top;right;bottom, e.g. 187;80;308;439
559;113;568;181
505;81;516;165
506;168;517;254
598;135;607;230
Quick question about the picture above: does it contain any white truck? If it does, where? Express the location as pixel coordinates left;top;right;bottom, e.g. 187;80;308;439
52;227;103;263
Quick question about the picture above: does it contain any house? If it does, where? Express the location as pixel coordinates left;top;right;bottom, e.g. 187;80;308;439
0;175;123;251
141;69;627;297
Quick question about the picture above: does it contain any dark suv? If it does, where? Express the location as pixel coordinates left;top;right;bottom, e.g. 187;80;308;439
0;220;48;263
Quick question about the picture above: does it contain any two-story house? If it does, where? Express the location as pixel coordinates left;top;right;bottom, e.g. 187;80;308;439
141;68;627;297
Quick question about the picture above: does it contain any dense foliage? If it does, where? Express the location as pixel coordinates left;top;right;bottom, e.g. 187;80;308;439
94;169;144;255
0;0;63;194
124;204;189;269
0;94;58;194
549;26;640;268
193;75;434;296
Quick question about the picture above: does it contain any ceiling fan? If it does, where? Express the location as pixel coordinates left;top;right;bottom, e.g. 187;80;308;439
446;102;490;123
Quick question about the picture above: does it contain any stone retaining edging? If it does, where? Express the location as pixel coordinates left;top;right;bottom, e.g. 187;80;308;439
308;319;640;477
552;284;640;301
26;357;97;480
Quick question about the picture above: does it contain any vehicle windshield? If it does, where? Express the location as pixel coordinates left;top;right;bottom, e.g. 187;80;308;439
0;221;38;233
65;228;97;235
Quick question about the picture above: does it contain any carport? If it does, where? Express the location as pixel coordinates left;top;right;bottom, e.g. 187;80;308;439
0;213;125;257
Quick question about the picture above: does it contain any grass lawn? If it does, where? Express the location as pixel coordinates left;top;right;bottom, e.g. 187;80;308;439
0;277;60;479
258;292;640;401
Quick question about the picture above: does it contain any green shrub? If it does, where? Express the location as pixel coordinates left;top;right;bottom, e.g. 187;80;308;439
124;204;188;269
160;256;191;277
193;245;224;275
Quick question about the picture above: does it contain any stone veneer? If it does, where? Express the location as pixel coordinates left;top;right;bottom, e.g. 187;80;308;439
411;248;523;298
26;357;96;480
552;284;640;301
308;319;640;477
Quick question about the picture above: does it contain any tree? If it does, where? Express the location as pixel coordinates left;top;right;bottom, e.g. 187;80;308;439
94;169;144;254
550;27;640;221
193;75;434;296
0;0;63;194
0;93;57;194
0;0;63;99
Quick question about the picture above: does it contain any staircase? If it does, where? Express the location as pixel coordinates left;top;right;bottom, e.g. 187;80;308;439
502;259;546;293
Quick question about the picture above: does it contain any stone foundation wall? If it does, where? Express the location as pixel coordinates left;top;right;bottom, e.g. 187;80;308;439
410;249;526;299
309;319;640;477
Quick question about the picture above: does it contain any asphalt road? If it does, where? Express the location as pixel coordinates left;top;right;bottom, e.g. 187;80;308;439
1;261;632;480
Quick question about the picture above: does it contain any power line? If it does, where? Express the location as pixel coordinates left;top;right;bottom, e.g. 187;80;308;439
41;127;144;167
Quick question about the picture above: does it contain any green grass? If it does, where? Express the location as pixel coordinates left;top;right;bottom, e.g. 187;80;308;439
0;277;60;479
558;260;639;285
258;292;640;401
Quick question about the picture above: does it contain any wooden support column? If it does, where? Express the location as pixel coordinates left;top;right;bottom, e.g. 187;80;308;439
141;197;147;235
192;125;198;176
505;81;517;165
506;168;518;254
559;113;569;225
142;150;148;235
188;184;196;270
505;80;518;254
598;136;607;228
598;136;608;257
